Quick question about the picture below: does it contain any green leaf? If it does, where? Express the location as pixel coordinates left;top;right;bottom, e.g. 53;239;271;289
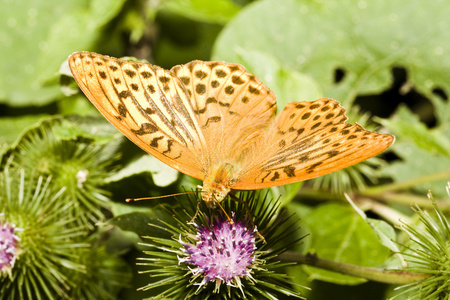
109;209;175;243
213;0;450;113
382;140;450;198
346;194;400;254
301;203;391;285
0;0;126;106
0;115;49;151
52;116;121;144
378;104;450;157
106;155;179;187
162;0;241;24
376;104;450;198
267;182;304;207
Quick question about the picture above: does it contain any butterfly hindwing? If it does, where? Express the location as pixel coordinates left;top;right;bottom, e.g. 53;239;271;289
232;99;394;189
68;52;206;180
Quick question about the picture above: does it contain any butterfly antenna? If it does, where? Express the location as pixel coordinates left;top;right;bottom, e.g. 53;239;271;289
229;193;266;244
126;191;196;202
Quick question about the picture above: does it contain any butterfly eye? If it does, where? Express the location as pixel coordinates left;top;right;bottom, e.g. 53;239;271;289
214;190;229;203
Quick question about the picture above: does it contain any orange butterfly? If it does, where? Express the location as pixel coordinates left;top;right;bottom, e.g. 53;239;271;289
69;52;394;208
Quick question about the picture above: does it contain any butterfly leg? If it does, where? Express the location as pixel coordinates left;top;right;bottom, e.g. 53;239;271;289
229;192;267;244
188;186;203;224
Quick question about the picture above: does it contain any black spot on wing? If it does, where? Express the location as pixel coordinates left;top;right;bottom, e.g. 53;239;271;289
147;84;156;94
202;116;221;128
159;76;170;84
260;171;271;183
150;136;164;147
118;90;131;99
131;83;139;91
225;85;235;95
211;80;219;88
196;83;206;95
141;71;152;78
195;70;207;79
306;162;322;174
248;86;260;95
301;112;311;120
283;166;296;177
125;69;136;78
232;75;245;85
131;122;159;135
162;139;174;155
180;76;190;85
311;122;321;130
270;171;280;181
118;103;127;118
215;69;227;78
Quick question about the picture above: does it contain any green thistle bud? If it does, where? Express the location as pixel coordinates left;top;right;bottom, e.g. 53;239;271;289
9;117;116;228
0;167;89;299
394;183;450;299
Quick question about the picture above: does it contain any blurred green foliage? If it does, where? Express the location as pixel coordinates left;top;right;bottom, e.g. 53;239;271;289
1;0;450;299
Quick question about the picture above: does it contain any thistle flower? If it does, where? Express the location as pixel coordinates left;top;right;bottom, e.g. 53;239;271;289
0;216;21;277
393;183;450;299
178;213;257;294
138;191;305;299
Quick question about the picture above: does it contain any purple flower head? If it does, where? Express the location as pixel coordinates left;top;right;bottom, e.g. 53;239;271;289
179;213;257;291
0;217;21;276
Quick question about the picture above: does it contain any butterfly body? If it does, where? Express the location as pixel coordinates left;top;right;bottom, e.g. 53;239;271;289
202;163;235;208
68;52;394;207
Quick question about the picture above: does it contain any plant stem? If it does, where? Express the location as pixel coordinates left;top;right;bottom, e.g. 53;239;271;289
279;252;429;285
358;197;409;225
373;192;450;209
361;171;450;196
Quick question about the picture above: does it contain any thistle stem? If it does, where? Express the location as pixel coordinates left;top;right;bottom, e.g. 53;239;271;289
279;252;429;285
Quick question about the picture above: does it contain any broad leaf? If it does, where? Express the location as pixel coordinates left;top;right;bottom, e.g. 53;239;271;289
0;0;126;106
300;203;391;285
213;0;450;118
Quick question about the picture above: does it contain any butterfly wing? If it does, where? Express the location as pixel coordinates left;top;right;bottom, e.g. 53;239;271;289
170;61;276;132
68;52;207;180
232;98;394;190
170;60;277;167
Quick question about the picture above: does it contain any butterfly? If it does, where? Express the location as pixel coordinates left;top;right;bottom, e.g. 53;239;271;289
68;52;394;208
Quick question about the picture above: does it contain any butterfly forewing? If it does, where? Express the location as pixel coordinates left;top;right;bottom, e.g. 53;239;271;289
171;61;277;138
69;52;205;179
170;60;279;173
232;99;394;189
